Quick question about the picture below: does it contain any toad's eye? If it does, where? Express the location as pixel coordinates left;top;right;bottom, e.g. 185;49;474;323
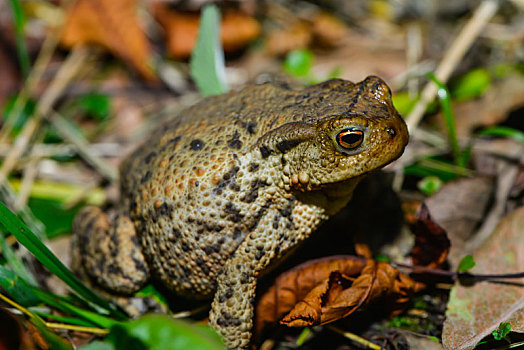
336;128;364;150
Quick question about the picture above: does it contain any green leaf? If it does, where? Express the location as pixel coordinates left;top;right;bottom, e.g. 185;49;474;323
451;68;491;101
79;93;111;121
80;341;115;350
0;201;126;319
326;66;342;80
417;176;443;196
26;197;81;238
492;322;511;341
478;126;524;144
190;4;229;97
457;254;475;272
135;284;168;309
296;327;312;346
0;265;39;306
392;91;418;116
284;49;314;77
404;157;473;181
427;336;440;343
7;0;30;78
373;254;391;262
107;314;225;350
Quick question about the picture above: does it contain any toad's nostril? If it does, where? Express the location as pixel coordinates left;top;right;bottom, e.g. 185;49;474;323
386;128;396;136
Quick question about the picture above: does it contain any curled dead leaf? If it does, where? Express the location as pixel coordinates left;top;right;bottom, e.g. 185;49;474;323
256;256;424;334
281;260;423;327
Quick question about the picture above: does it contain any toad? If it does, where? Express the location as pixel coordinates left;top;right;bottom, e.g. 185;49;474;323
72;76;409;348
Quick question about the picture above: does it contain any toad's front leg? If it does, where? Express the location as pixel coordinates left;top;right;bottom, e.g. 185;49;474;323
209;205;317;349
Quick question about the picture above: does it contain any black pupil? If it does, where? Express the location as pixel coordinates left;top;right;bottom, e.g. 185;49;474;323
341;132;362;146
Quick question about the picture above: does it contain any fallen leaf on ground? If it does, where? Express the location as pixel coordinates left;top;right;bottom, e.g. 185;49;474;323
154;5;260;59
256;256;424;333
61;0;156;81
424;177;494;268
442;206;524;350
409;203;451;269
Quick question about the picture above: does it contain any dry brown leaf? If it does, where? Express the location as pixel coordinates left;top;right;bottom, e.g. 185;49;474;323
0;308;39;350
409;203;451;269
281;260;423;327
154;5;260;59
256;256;424;333
255;255;366;333
442;206;524;350
424;177;494;267
61;0;156;81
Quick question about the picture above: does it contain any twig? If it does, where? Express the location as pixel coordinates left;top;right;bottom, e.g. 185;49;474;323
406;0;499;132
0;46;91;186
464;161;519;253
393;262;524;281
328;326;381;350
14;152;40;210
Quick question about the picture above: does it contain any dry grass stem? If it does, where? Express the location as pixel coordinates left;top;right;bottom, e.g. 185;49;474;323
406;0;499;132
328;326;381;350
0;31;61;144
0;46;91;186
48;110;119;183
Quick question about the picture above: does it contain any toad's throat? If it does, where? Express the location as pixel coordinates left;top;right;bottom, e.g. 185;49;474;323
294;175;365;216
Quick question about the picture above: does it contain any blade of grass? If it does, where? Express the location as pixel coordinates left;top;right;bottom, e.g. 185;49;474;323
0;201;126;319
190;4;229;96
0;231;38;286
0;265;39;305
32;309;99;328
7;0;30;78
31;289;119;328
478;126;524;144
427;73;463;166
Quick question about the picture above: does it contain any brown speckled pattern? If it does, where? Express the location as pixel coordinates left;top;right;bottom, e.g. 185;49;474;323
72;76;409;349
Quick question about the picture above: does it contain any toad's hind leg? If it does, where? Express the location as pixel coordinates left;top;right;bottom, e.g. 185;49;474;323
71;206;150;295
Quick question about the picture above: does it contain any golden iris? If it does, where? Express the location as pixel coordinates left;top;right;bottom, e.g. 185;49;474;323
336;129;364;149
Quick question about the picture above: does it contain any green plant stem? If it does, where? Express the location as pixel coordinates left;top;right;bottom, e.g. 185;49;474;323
8;0;30;78
427;74;462;166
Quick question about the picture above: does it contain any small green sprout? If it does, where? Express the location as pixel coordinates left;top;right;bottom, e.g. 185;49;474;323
457;255;475;272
